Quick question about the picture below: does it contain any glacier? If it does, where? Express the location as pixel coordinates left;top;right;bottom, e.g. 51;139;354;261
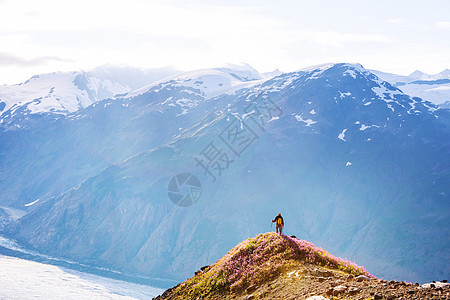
0;254;164;300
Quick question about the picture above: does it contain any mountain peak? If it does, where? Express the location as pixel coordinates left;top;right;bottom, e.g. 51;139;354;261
408;70;427;80
156;233;372;299
125;64;264;99
155;233;449;300
295;63;336;73
212;63;262;83
438;68;450;78
408;69;450;80
262;68;283;78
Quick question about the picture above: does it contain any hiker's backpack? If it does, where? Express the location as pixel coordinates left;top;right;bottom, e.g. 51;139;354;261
277;217;282;225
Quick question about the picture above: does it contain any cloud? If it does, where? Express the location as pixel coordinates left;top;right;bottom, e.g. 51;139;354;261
436;21;450;28
289;30;393;48
0;52;66;67
387;19;404;24
25;10;40;17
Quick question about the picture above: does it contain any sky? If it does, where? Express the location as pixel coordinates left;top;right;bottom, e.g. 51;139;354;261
0;0;449;84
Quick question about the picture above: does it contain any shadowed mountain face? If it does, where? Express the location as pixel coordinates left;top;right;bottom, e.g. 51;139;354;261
2;63;449;283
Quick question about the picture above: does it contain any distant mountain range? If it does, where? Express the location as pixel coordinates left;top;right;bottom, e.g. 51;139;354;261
0;66;180;128
371;68;450;107
1;65;448;130
0;63;449;285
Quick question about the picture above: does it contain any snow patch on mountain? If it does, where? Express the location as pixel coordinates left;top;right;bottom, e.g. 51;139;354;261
297;63;335;74
268;116;279;122
359;124;380;131
301;63;335;81
371;85;402;102
294;114;317;126
360;124;370;131
338;129;347;141
343;69;357;79
339;91;352;98
24;199;40;207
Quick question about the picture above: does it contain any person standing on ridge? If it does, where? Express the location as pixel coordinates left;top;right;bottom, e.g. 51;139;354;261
272;213;284;235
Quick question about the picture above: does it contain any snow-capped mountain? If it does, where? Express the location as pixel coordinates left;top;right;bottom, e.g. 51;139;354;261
371;68;450;84
125;63;263;100
1;63;449;286
0;71;126;119
0;66;180;128
371;69;450;106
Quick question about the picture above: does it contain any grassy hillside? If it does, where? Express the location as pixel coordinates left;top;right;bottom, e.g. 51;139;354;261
159;233;372;299
154;233;448;299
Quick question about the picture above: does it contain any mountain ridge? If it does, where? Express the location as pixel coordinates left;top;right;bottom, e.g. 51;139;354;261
2;63;448;131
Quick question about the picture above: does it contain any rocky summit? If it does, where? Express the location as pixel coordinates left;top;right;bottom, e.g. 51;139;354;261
152;232;450;299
